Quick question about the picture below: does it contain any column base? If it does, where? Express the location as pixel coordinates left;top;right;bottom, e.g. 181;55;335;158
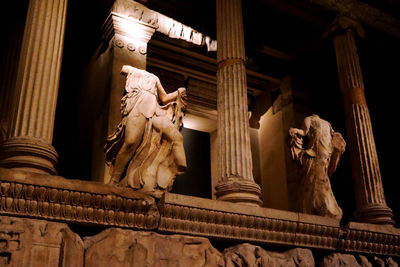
353;204;394;225
0;137;58;175
215;178;263;206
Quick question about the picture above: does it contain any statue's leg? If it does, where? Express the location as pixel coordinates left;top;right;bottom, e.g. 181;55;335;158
152;116;187;173
109;114;147;184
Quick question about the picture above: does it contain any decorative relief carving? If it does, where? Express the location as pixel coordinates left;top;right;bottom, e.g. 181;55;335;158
112;0;159;27
110;0;217;50
115;38;124;48
127;43;136;51
338;225;400;256
158;193;339;250
223;244;314;267
0;169;159;230
138;46;147;55
158;193;400;257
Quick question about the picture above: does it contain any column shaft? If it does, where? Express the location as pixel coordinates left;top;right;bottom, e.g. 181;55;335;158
333;28;394;225
0;0;68;175
215;0;262;206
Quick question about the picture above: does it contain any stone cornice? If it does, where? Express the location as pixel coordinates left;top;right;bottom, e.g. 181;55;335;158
101;12;157;43
109;0;216;49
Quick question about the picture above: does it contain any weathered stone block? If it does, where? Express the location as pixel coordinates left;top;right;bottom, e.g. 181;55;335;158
0;215;83;267
84;228;223;266
223;243;314;267
320;253;361;267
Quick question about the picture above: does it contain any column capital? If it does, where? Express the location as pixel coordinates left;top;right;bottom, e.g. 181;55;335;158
102;12;157;44
323;15;365;39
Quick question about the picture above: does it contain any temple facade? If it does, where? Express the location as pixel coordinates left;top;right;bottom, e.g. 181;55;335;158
0;0;400;266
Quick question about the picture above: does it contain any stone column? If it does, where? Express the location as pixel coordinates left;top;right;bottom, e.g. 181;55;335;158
0;0;68;175
328;16;394;225
85;1;157;182
214;0;263;206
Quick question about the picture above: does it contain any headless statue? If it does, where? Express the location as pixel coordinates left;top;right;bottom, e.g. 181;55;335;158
105;65;187;195
289;114;345;220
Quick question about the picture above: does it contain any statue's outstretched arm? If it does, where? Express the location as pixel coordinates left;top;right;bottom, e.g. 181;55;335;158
157;78;186;105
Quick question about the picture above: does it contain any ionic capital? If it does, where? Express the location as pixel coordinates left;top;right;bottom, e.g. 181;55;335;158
324;15;365;39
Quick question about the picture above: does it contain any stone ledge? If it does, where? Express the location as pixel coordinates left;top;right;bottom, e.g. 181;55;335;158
158;193;400;256
1;169;399;257
158;193;340;250
0;168;159;229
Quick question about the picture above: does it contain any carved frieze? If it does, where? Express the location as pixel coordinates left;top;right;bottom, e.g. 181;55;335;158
158;193;340;250
0;168;159;230
158;193;400;257
223;244;314;267
339;222;400;257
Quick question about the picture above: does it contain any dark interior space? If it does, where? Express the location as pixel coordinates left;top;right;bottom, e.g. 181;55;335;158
171;127;212;199
53;0;112;180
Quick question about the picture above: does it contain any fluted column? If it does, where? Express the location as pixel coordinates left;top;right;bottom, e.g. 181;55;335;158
329;16;394;225
0;0;68;175
214;0;262;206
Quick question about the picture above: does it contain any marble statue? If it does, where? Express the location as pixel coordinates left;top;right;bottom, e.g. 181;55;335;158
289;114;345;219
105;65;187;195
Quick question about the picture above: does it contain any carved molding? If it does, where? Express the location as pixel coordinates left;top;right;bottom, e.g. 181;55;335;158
102;12;156;44
111;0;159;28
158;193;340;250
0;168;159;230
339;222;400;256
158;193;400;257
110;0;216;49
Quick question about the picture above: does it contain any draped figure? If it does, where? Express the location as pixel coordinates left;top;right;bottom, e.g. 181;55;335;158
289;114;345;219
105;65;187;196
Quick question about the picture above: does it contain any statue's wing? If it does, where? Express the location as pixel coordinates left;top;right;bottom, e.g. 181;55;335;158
328;132;346;176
